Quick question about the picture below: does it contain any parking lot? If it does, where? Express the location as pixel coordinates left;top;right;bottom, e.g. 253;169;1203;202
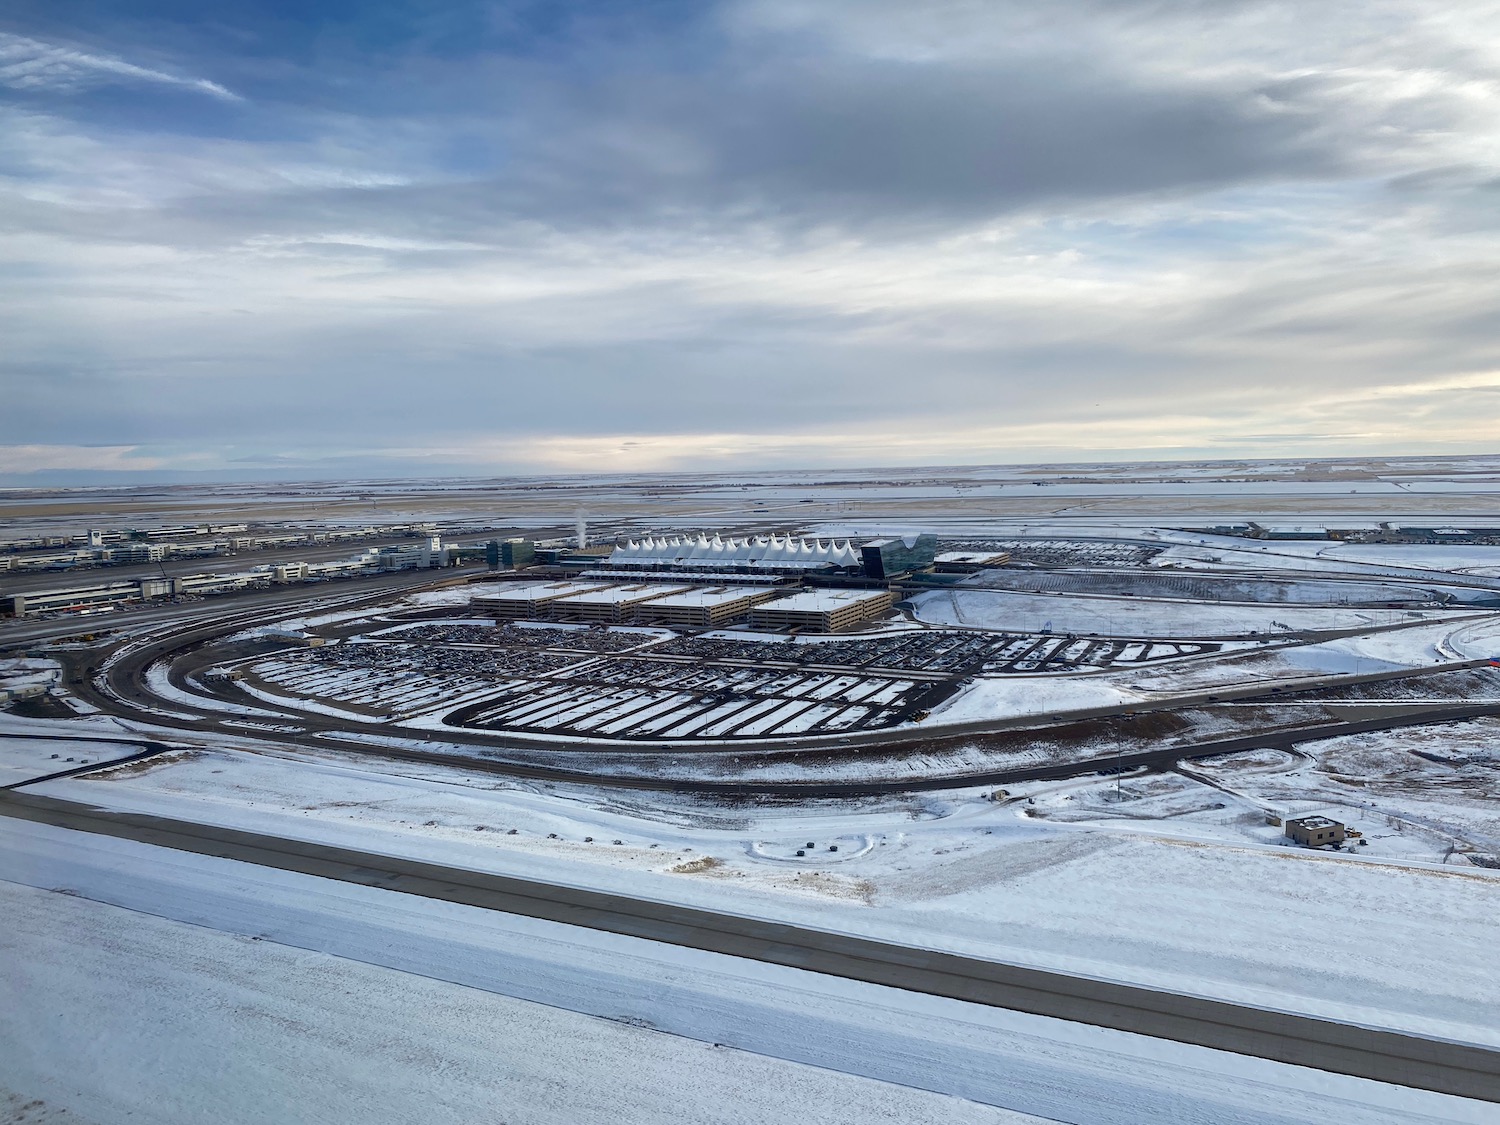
227;616;1220;740
651;630;1217;673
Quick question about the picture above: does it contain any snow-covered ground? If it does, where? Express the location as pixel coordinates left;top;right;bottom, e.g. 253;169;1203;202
927;675;1136;722
1151;539;1500;592
0;873;1036;1125
26;742;1500;1051
911;586;1472;638
0;735;140;785
928;620;1489;722
10;479;1500;1119
2;821;1489;1125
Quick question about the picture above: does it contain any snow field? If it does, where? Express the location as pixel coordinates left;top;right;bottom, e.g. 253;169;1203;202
7;833;1485;1125
33;745;1500;1050
912;586;1460;638
0;736;140;785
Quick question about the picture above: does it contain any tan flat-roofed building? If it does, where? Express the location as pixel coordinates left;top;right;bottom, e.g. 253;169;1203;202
471;580;611;620
547;583;692;623
1285;815;1346;847
748;588;893;633
635;585;780;627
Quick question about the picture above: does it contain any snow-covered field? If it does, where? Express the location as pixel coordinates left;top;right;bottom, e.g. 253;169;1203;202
2;820;1490;1125
911;585;1469;637
0;735;140;785
24;741;1500;1052
0;873;1038;1125
10;466;1500;1120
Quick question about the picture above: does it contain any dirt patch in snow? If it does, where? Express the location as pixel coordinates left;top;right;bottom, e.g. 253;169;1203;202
878;834;1119;903
79;749;205;780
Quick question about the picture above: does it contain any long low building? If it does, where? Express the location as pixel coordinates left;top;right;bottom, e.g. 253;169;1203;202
470;580;612;620
748;588;893;633
933;549;1011;573
610;534;863;574
548;583;691;624
3;579;174;617
579;568;793;587
634;585;781;628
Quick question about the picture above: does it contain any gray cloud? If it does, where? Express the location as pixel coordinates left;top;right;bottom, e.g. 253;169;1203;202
5;0;1500;476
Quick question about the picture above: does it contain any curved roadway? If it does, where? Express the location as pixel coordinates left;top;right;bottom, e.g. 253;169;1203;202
24;576;1500;797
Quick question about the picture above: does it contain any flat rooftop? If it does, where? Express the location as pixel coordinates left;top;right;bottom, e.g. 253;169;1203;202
551;583;693;607
936;550;1009;564
757;588;889;612
472;580;608;601
643;586;779;608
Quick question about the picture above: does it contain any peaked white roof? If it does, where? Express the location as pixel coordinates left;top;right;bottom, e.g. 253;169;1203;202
610;534;861;569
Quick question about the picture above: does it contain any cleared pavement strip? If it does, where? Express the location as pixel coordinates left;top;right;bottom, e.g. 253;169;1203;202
2;788;1497;1103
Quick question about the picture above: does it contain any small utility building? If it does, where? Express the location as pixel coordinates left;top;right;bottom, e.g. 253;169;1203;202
1285;816;1346;847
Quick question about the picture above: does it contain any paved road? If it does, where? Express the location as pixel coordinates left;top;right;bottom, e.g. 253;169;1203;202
2;786;1496;1103
76;603;1500;793
12;574;1500;797
19;581;1496;796
19;694;1500;799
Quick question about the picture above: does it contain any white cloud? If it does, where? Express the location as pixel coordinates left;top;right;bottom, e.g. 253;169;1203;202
0;32;240;102
0;445;161;473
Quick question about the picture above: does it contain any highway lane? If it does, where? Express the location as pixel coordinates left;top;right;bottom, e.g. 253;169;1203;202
22;691;1500;799
12;574;1500;798
2;785;1496;1103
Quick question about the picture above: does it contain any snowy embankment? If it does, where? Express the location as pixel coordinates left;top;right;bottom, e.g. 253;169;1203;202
0;819;1487;1125
925;676;1138;723
1445;617;1500;659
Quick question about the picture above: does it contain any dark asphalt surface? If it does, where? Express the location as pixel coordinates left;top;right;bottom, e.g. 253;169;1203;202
2;786;1496;1103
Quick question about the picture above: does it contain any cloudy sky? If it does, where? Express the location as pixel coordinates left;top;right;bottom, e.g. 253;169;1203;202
4;1;1500;481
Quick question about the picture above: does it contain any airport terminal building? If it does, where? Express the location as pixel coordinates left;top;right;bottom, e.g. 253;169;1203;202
608;533;935;580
